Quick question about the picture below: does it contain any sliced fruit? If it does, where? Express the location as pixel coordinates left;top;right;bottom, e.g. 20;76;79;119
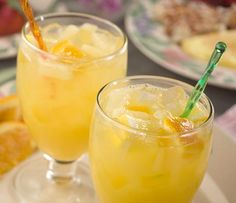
51;40;85;58
0;122;36;175
181;30;236;69
0;95;21;122
164;116;194;133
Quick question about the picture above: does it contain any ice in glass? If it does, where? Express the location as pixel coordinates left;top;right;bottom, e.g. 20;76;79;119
15;13;127;202
90;76;214;203
17;14;127;161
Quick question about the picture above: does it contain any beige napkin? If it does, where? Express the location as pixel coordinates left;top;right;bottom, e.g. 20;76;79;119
216;104;236;142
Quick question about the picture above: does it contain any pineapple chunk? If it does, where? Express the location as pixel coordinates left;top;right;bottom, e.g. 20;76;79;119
181;30;236;69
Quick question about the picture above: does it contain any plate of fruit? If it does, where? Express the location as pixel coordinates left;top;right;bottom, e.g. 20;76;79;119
0;80;36;177
125;0;236;90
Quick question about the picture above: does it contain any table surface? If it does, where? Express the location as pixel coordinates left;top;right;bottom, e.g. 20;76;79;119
0;19;235;116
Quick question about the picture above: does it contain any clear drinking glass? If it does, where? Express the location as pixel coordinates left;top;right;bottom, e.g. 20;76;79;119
15;13;127;202
89;76;214;203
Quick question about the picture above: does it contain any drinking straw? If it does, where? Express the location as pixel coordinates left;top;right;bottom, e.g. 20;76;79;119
180;42;226;118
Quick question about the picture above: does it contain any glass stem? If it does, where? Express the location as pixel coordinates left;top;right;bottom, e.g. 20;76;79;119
44;155;77;183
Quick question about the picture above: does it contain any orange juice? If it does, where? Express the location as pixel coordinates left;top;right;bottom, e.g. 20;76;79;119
17;21;127;161
90;77;213;203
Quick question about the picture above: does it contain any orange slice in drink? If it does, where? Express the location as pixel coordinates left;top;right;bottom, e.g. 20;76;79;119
51;40;85;58
0;122;36;175
164;116;194;133
0;95;21;122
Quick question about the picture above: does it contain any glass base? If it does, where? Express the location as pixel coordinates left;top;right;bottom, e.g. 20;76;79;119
13;155;97;203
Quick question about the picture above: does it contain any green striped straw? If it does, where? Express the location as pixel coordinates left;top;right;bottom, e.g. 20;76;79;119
181;42;227;118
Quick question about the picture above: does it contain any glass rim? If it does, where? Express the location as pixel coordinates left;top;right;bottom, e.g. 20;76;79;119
96;75;214;138
21;12;127;64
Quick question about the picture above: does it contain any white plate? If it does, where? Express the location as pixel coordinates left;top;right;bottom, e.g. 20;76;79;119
0;35;20;60
0;80;16;97
125;0;236;90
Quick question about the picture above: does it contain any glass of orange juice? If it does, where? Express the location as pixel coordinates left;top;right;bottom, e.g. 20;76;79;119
89;76;213;203
15;13;127;202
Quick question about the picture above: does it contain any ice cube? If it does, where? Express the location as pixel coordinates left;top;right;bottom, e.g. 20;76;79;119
154;109;171;121
42;23;62;48
126;84;163;113
153;109;179;134
187;102;208;127
42;23;62;37
59;25;79;40
80;23;98;32
91;31;117;54
76;23;98;44
81;44;102;57
37;57;72;80
102;88;130;118
117;110;164;132
119;111;151;130
161;86;188;116
91;31;109;49
160;86;208;127
104;85;160;117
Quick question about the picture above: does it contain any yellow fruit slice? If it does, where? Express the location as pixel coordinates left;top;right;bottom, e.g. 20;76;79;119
0;95;21;122
0;122;36;175
51;40;85;58
181;30;236;69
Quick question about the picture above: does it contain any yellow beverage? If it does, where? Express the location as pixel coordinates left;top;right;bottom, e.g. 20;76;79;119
90;76;214;203
17;16;127;161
